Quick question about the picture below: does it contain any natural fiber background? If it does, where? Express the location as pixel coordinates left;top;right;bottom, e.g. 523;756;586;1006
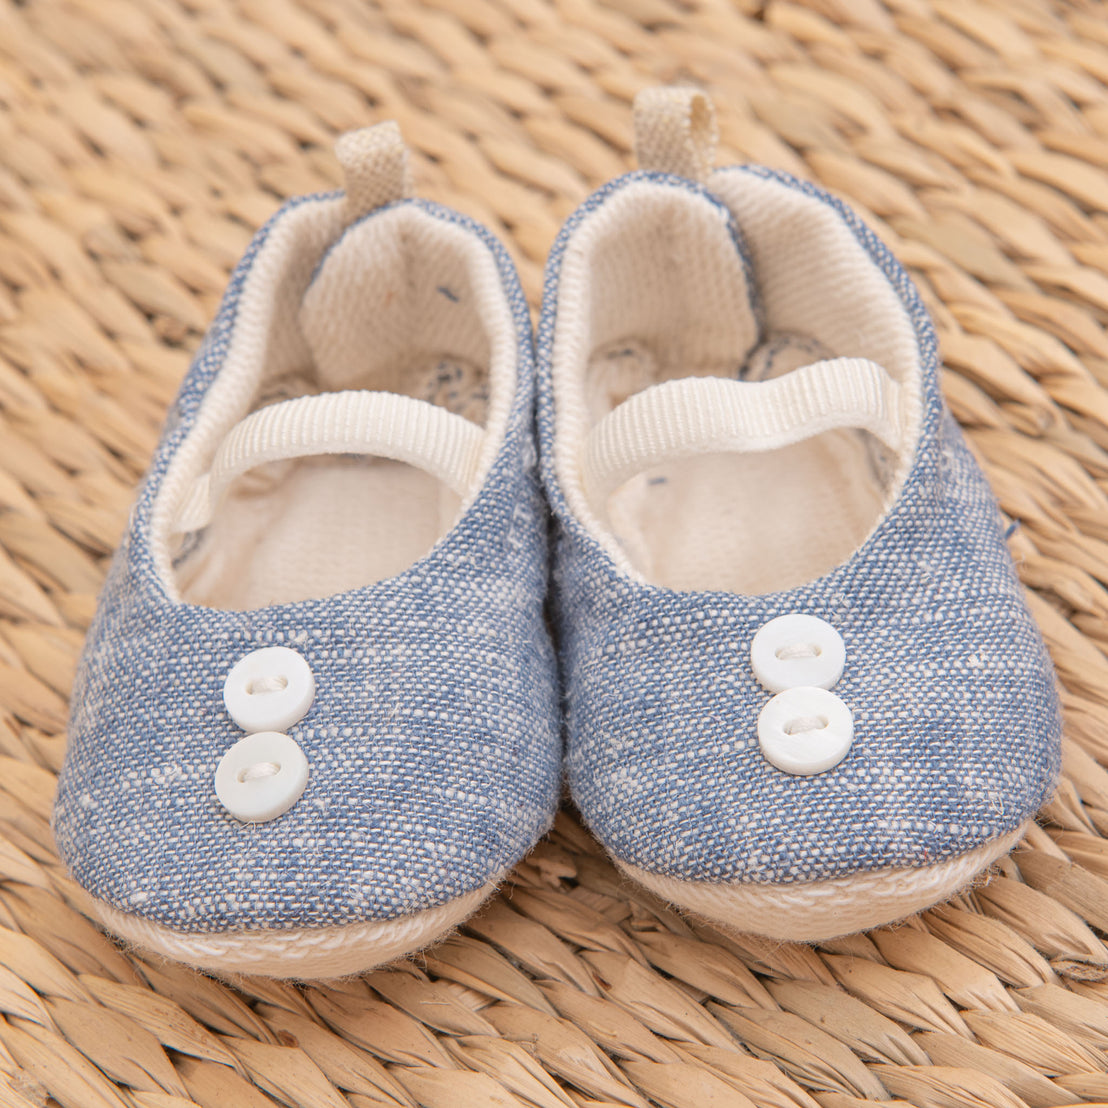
3;1;1108;1106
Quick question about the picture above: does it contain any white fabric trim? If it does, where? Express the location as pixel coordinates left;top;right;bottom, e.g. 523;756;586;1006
617;825;1027;942
582;357;903;506
633;86;718;182
88;881;498;980
174;390;485;533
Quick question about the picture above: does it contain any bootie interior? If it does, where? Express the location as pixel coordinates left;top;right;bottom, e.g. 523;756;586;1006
163;201;513;610
553;174;922;595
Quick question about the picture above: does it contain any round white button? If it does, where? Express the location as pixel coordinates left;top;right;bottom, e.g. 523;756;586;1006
750;614;845;693
223;647;315;733
757;686;853;776
215;731;309;822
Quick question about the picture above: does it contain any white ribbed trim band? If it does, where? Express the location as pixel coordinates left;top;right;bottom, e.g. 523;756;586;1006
175;389;485;533
88;880;498;980
582;356;903;506
633;86;718;182
618;824;1028;943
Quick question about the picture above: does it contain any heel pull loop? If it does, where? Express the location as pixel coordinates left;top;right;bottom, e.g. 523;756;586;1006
632;87;718;182
334;121;412;224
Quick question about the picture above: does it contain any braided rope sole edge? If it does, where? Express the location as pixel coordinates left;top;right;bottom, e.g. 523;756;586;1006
87;880;500;979
617;825;1028;941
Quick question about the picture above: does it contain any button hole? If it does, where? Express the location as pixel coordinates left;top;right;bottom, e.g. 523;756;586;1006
238;761;281;783
784;715;828;735
775;642;821;661
246;675;288;695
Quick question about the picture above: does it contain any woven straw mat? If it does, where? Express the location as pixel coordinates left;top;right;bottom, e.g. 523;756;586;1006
6;1;1108;1106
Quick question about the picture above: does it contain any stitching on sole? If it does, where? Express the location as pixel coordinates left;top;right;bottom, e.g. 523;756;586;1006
87;881;500;979
617;825;1028;942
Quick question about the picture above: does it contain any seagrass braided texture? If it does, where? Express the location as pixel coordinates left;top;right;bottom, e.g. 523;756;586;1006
2;0;1108;1105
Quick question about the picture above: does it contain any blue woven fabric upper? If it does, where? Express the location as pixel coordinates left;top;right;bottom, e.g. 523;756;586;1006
54;195;561;933
537;168;1062;886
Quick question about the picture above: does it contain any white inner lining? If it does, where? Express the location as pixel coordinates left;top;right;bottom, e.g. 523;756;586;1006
551;174;922;595
152;201;516;610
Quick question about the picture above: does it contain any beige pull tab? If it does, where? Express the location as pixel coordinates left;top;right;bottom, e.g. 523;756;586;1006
632;86;718;182
334;121;412;224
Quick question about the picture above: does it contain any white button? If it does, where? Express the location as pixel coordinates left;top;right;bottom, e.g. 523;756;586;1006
223;647;315;733
757;686;853;776
215;731;309;822
750;614;845;693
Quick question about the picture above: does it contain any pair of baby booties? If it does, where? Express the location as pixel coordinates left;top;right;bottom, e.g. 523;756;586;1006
53;88;1062;980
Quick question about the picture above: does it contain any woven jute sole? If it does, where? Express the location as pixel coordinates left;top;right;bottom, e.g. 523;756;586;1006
84;882;498;980
618;824;1029;942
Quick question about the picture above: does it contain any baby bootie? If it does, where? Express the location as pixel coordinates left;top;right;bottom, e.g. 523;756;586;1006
538;88;1061;941
54;123;560;978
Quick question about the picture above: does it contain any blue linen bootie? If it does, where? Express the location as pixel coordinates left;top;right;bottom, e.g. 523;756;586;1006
537;88;1062;940
54;123;560;978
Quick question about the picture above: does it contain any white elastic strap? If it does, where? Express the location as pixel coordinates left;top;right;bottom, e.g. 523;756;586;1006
582;358;903;507
633;86;718;182
335;121;412;224
174;390;485;534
